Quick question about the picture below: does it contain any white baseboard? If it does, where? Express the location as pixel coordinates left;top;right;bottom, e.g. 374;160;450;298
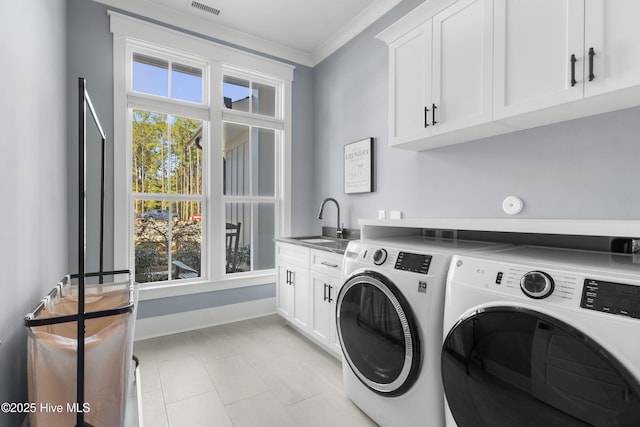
134;297;276;340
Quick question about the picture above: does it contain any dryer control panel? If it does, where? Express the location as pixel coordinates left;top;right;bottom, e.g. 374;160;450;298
581;279;640;319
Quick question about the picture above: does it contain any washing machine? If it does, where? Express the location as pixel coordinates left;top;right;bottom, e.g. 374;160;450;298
337;236;509;427
441;246;640;427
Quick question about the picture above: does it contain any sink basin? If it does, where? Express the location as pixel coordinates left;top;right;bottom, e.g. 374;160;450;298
279;235;354;254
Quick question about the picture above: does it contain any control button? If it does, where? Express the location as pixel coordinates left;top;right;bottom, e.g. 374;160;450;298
496;272;503;285
373;249;388;265
520;271;555;299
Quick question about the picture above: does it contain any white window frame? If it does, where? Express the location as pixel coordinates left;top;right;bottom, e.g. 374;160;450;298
110;12;293;299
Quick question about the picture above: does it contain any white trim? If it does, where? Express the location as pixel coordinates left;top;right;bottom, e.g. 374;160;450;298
113;32;129;271
128;93;210;121
222;110;286;131
312;0;403;64
375;0;460;45
282;79;293;237
109;11;295;80
97;0;401;66
137;272;276;300
102;0;312;66
134;297;276;340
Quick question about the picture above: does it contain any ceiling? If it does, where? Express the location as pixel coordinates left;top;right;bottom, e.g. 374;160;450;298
94;0;403;66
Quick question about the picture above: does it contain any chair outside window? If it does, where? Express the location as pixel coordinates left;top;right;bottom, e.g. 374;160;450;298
226;222;241;273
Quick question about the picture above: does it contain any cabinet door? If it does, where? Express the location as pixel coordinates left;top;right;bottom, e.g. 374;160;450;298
388;20;433;146
309;273;342;355
584;0;640;98
290;264;309;332
309;272;333;345
432;0;493;134
276;264;293;320
493;0;585;120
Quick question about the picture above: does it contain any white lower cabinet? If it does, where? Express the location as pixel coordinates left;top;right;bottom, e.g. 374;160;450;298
276;242;343;358
309;250;343;356
276;243;310;332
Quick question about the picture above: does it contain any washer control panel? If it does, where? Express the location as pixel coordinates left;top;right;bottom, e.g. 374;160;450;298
395;252;432;274
581;279;640;319
372;248;387;265
520;271;555;299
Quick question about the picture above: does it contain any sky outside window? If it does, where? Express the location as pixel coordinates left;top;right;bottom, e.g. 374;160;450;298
132;53;203;103
132;54;267;110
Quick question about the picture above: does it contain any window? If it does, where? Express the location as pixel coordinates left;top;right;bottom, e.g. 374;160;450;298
222;70;282;274
128;49;207;284
223;75;277;117
111;12;293;293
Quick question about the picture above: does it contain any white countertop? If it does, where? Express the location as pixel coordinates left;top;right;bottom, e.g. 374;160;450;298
358;218;640;238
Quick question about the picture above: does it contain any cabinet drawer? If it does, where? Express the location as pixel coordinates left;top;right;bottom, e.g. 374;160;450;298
310;249;343;278
277;243;309;267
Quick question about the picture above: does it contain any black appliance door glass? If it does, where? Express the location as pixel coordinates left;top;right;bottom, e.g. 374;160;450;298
337;271;420;396
441;307;640;427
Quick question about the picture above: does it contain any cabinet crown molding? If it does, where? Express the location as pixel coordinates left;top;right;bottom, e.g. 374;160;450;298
376;0;459;44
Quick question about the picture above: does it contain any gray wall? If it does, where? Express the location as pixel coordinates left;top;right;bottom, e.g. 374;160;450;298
313;0;640;230
290;64;316;236
0;1;68;425
67;0;116;275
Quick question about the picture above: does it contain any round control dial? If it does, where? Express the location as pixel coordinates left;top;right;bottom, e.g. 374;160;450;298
520;271;554;299
372;249;388;265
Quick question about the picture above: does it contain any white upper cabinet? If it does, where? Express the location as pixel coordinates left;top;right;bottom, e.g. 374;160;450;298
378;0;640;150
583;0;640;98
389;20;433;145
382;0;494;149
432;0;494;134
493;0;585;120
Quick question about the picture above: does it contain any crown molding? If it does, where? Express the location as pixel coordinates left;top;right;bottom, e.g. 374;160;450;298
93;0;313;66
90;0;402;67
311;0;402;65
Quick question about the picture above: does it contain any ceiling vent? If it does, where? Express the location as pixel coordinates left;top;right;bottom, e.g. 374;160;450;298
190;1;221;16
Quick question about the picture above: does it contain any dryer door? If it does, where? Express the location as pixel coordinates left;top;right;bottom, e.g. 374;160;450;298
336;271;420;396
441;307;640;427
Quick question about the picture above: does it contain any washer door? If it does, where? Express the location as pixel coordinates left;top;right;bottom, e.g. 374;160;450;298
441;307;640;427
337;271;420;396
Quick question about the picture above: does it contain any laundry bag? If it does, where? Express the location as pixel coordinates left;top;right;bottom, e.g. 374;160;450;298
26;281;137;427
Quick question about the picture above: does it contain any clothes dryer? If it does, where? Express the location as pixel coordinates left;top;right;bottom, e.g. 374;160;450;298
337;236;508;427
442;246;640;427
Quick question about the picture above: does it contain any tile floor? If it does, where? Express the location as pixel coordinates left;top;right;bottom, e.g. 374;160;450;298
133;314;377;427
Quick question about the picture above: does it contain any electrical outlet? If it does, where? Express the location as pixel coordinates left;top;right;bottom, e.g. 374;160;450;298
390;210;403;220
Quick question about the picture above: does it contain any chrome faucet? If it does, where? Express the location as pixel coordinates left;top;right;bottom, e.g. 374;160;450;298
317;197;344;239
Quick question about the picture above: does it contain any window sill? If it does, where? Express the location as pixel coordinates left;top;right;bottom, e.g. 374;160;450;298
137;271;276;301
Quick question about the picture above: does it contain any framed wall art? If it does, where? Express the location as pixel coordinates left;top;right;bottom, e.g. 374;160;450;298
344;137;374;194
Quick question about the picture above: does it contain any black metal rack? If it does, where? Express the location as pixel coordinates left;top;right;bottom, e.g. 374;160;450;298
24;78;135;427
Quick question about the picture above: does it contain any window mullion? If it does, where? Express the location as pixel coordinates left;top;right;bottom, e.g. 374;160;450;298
222;110;284;130
128;93;209;121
